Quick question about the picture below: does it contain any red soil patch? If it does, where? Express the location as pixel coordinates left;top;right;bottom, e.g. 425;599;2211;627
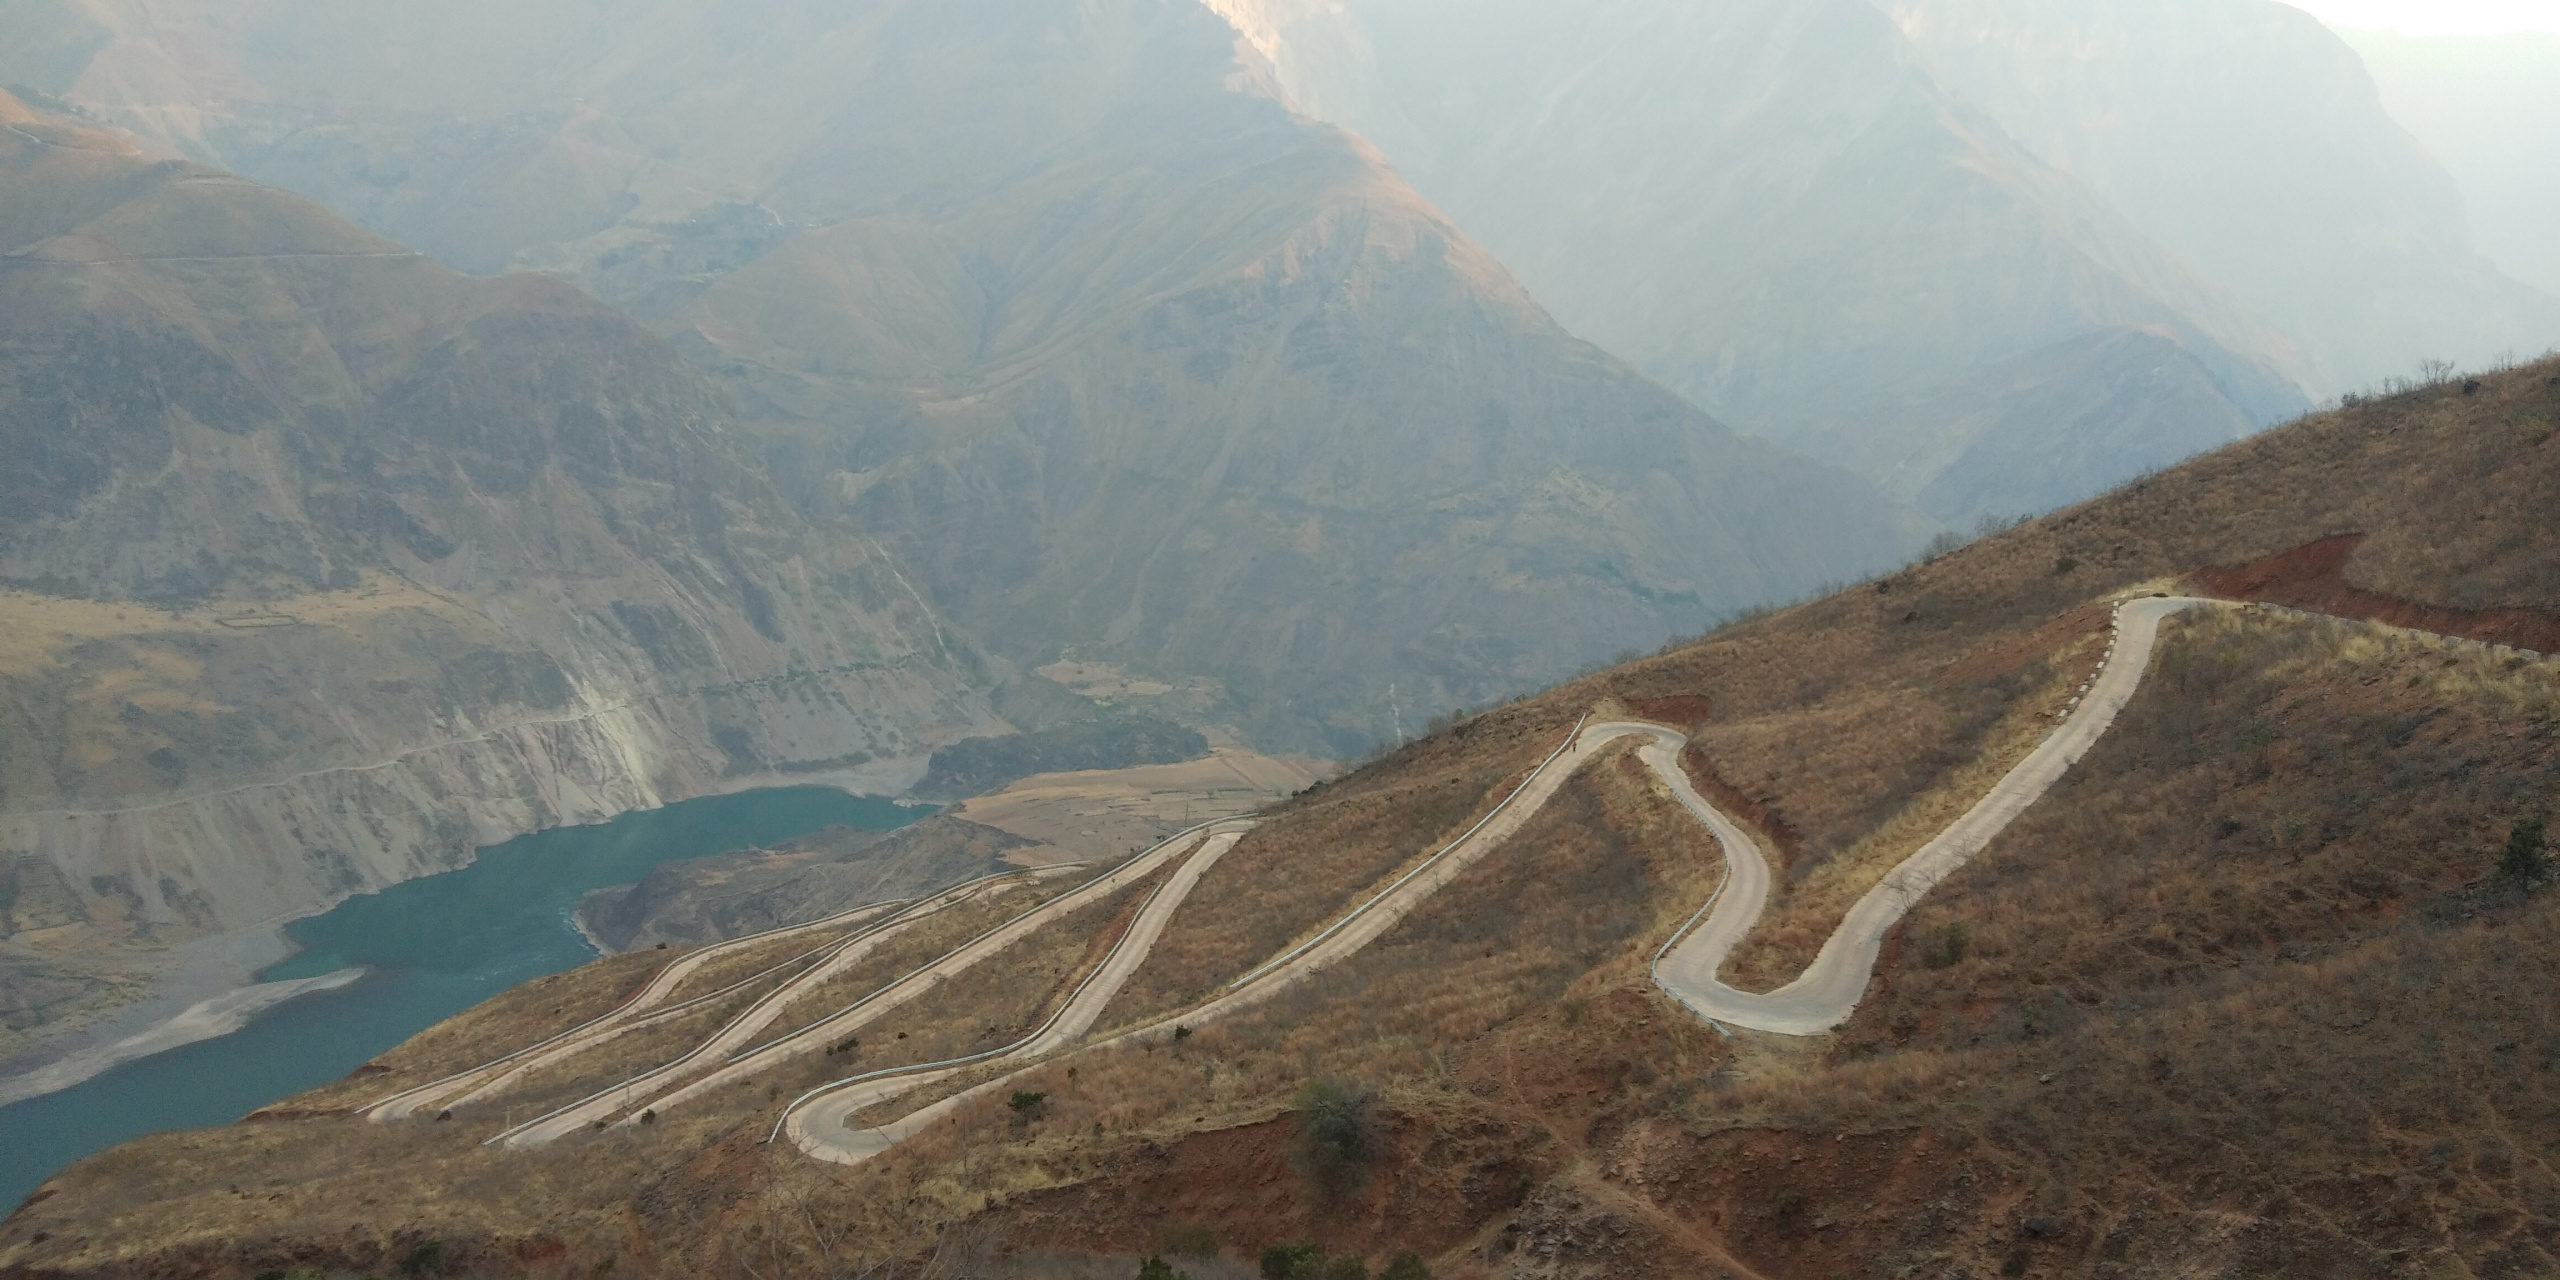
1629;695;1715;728
1621;1124;2031;1279
999;1111;1547;1265
1679;746;1804;864
2189;535;2560;653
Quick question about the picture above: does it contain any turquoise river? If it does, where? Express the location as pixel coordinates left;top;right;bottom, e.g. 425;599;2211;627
0;785;930;1211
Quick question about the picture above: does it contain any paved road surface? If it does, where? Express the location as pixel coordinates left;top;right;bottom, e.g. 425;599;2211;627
1650;596;2205;1032
784;597;2212;1162
782;829;1247;1159
363;897;910;1121
499;821;1245;1147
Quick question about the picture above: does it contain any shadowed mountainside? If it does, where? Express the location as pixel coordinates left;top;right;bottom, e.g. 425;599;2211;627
1883;0;2560;390
11;349;2553;1274
1206;0;2318;529
0;0;1932;752
0;91;995;1062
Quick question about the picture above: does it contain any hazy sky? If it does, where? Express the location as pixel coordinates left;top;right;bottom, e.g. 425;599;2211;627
2283;0;2560;34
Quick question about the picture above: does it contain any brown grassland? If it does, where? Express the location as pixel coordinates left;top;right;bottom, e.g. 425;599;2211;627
3;360;2559;1278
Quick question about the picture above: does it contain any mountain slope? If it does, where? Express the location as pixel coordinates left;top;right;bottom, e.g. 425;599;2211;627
9;336;2551;1272
0;0;1933;752
1205;0;2316;524
1880;0;2560;392
2340;28;2560;298
0;92;992;1062
681;110;1921;753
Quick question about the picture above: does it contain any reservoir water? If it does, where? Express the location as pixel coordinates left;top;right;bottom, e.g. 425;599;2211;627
0;785;930;1211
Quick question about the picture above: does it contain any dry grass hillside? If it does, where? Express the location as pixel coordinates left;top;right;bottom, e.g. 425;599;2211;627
0;87;998;1063
3;359;2556;1278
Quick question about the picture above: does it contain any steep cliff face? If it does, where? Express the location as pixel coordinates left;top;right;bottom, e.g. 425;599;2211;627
0;0;1932;753
1204;0;2317;522
681;110;1924;753
0;94;992;1055
1882;0;2560;392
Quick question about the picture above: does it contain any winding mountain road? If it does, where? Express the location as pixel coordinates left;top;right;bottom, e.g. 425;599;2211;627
782;596;2210;1163
488;820;1251;1147
1648;595;2202;1032
363;896;914;1122
777;828;1248;1158
421;592;2211;1166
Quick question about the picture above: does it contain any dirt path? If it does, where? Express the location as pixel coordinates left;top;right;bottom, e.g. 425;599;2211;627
1648;596;2206;1033
780;829;1248;1159
362;897;913;1121
491;822;1244;1147
779;597;2217;1164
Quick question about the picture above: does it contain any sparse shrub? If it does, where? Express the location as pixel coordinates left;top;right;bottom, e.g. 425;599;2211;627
2502;816;2548;884
1008;1090;1048;1123
638;1108;656;1125
1289;1078;1379;1203
1322;1255;1368;1280
2053;555;2078;576
399;1240;445;1277
1260;1241;1323;1279
1137;1256;1189;1280
1154;1223;1219;1258
1921;921;1971;969
1379;1254;1432;1280
1773;1186;1807;1234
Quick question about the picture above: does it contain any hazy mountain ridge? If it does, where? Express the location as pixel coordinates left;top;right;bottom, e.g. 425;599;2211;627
17;359;2558;1278
1879;0;2560;395
0;90;997;1059
1206;0;2320;527
2341;27;2560;299
682;106;1927;751
1;0;1934;754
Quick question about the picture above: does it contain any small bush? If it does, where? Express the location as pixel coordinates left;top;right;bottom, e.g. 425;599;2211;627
2502;817;2548;884
1379;1254;1431;1280
1260;1241;1322;1280
1322;1256;1368;1280
1289;1078;1380;1204
1774;1186;1806;1234
2053;555;2078;576
1137;1256;1189;1280
1009;1090;1049;1123
1154;1223;1219;1258
1921;921;1971;969
399;1241;445;1278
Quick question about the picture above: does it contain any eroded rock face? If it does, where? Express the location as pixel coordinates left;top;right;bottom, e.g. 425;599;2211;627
0;0;1932;758
575;816;1036;950
0;94;996;1054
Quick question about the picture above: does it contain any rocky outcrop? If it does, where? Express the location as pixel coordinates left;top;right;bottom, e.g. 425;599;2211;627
0;0;1933;756
1207;0;2320;519
0;93;996;1052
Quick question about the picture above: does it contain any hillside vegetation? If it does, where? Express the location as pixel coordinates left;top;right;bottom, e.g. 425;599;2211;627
0;0;1930;756
3;360;2555;1277
0;89;992;1062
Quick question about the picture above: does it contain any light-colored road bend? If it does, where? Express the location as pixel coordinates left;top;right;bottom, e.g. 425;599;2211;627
777;829;1246;1159
785;722;1598;1163
425;892;949;1115
486;867;1066;1147
363;896;915;1121
497;819;1247;1147
782;598;2211;1164
1648;596;2206;1033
